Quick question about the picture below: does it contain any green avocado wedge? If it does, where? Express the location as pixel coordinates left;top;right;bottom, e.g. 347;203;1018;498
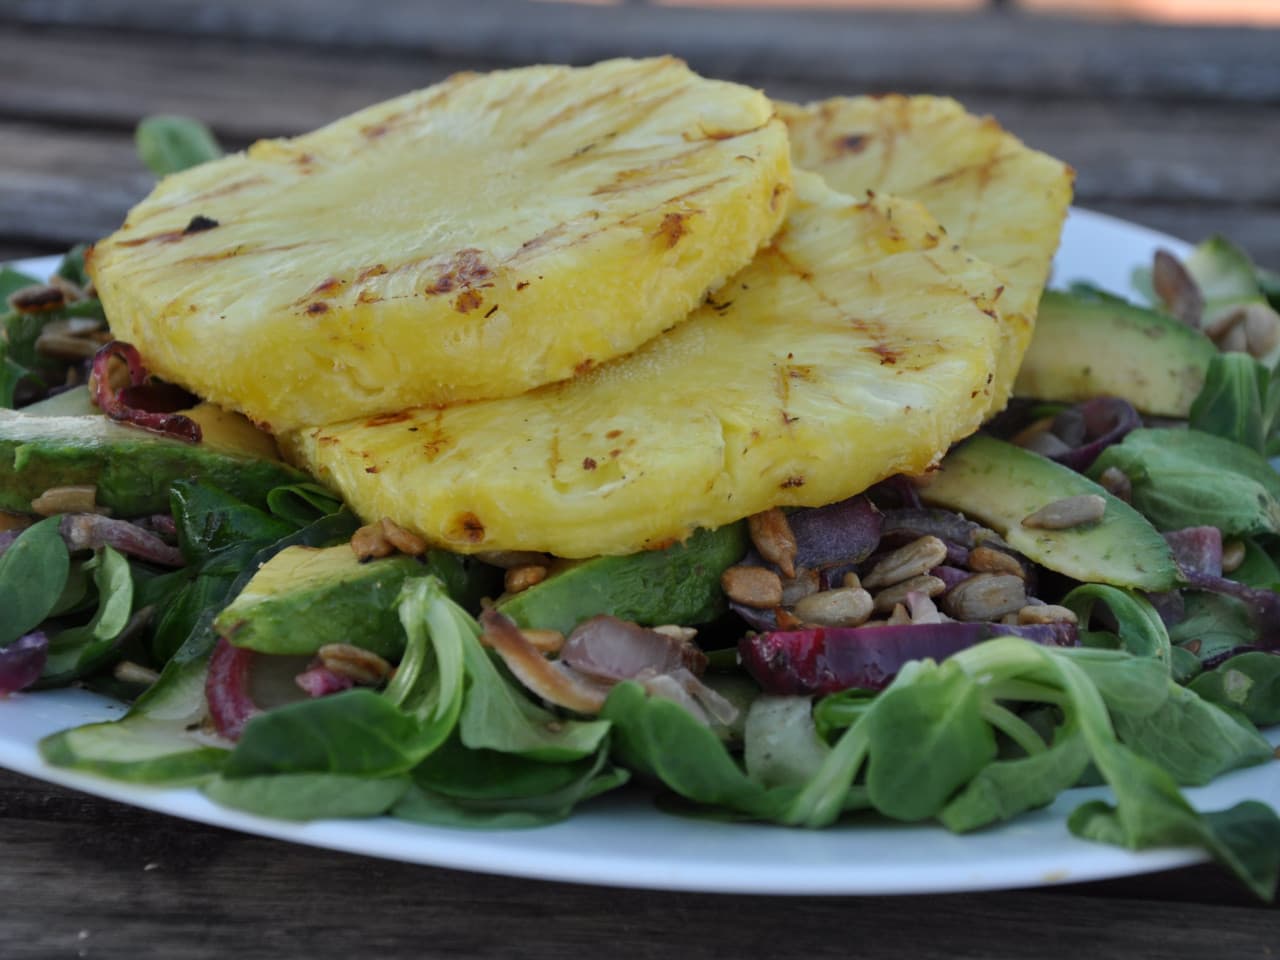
214;544;492;658
497;523;748;636
0;402;306;515
922;435;1177;591
1014;290;1216;417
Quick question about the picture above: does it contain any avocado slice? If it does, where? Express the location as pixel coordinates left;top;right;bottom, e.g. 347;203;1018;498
0;398;304;515
214;544;488;658
497;522;748;635
921;434;1177;591
1014;290;1216;417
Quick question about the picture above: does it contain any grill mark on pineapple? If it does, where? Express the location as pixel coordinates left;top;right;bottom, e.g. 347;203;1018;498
172;241;310;265
447;512;486;544
147;175;270;215
519;62;677;146
422;249;494;296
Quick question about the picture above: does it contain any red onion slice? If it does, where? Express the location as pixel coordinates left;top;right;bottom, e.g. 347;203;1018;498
59;514;185;567
295;666;355;698
561;615;706;681
0;632;48;695
91;341;202;443
740;621;1078;696
206;638;260;740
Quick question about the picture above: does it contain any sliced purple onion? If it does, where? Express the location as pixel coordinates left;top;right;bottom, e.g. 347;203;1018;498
788;496;882;569
880;508;989;551
59;513;185;567
561;615;706;681
91;341;202;443
931;565;972;590
728;599;779;632
0;632;48;695
740;621;1078;695
1046;396;1141;473
1179;569;1280;651
1164;527;1223;579
0;529;21;558
206;638;259;741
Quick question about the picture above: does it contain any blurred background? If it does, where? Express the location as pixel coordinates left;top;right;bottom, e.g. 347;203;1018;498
2;0;1277;266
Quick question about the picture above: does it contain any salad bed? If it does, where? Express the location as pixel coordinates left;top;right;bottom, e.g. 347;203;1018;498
1;118;1279;900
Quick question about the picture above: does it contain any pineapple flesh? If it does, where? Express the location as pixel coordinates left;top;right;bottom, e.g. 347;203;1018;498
88;58;792;432
777;95;1074;416
283;173;1005;558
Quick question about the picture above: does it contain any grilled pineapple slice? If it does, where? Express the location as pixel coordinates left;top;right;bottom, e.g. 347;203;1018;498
283;173;1004;558
777;95;1073;415
89;58;792;431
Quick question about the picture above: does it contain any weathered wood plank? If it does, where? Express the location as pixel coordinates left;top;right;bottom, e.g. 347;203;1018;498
3;27;1276;211
6;1;1280;104
0;770;1275;960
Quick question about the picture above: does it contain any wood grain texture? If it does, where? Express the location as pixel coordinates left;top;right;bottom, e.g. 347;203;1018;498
0;769;1276;960
6;1;1280;103
1;27;1277;266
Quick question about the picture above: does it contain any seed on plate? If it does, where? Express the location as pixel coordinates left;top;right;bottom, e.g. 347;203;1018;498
8;283;66;313
1097;466;1132;502
113;660;161;686
967;545;1025;579
1221;539;1246;574
652;624;698;644
862;535;948;589
792;586;873;627
887;602;911;625
520;628;566;654
1022;431;1073;458
1021;494;1106;530
871;574;946;613
1010;416;1056;449
504;563;549;594
841;571;862;590
1205;306;1247;342
748;508;798;579
31;484;101;516
379;516;426;556
318;643;394;685
904;590;945;624
1016;604;1078;625
350;521;395;561
781;568;821;606
47;274;87;303
1243;304;1280;359
35;332;100;361
721;565;783;609
943;573;1027;621
1152;249;1204;327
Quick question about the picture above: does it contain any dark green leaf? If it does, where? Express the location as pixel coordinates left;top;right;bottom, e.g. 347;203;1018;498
265;482;343;528
41;546;134;683
0;516;70;646
1188;352;1268;453
1189;652;1280;726
864;660;998;821
135;116;223;176
1112;680;1273;785
55;245;92;287
940;720;1089;832
1230;539;1280;589
1169;592;1257;665
204;773;409;821
1063;584;1171;667
170;480;294;564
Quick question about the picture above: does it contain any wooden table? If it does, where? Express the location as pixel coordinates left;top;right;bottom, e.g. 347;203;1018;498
2;3;1278;956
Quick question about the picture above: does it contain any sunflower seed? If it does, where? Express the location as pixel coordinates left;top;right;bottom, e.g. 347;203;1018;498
504;563;548;594
31;484;100;516
872;574;947;614
943;573;1027;621
1016;604;1079;625
379;517;426;556
1021;494;1106;530
780;567;821;605
1222;539;1246;574
967;545;1025;579
862;535;949;589
748;508;798;579
1097;466;1132;502
721;565;783;609
792;586;873;627
318;643;394;685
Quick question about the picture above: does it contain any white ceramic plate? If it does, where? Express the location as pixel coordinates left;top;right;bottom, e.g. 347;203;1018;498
2;211;1278;896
